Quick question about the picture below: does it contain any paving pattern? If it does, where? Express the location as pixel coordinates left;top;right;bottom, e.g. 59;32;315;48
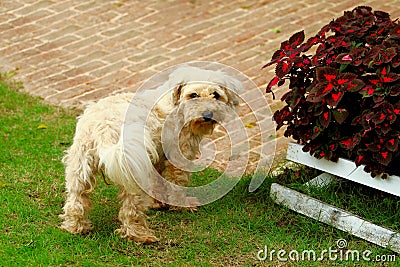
1;0;399;173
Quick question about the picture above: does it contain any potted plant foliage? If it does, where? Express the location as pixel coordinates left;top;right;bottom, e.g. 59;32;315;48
264;6;399;178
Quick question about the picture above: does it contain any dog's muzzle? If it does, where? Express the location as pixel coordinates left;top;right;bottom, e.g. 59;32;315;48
201;111;214;122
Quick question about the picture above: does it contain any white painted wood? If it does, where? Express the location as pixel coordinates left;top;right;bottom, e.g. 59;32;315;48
270;183;400;253
286;142;400;197
304;173;337;188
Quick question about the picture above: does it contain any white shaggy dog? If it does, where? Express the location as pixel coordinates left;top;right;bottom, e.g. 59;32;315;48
59;66;241;243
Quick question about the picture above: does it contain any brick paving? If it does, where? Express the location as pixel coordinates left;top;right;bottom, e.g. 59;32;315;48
1;0;399;174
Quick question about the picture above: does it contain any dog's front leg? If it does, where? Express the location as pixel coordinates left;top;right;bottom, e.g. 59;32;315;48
60;188;93;234
115;189;159;243
161;161;199;211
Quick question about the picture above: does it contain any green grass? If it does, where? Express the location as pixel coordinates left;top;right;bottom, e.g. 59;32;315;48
0;74;399;266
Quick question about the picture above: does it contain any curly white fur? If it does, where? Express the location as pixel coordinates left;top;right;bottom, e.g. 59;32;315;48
59;66;241;243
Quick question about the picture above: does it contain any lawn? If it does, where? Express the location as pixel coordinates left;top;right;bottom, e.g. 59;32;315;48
0;73;398;266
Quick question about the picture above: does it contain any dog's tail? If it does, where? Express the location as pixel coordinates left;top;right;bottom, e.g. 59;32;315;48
99;122;158;194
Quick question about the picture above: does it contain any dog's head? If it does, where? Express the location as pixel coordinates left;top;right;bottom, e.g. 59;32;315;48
166;66;241;136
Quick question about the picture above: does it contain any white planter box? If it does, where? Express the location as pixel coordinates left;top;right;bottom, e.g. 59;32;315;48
270;183;400;253
286;142;400;197
270;142;400;253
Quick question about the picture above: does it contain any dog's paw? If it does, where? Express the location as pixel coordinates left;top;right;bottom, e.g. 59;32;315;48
116;226;159;244
59;214;93;234
130;234;160;244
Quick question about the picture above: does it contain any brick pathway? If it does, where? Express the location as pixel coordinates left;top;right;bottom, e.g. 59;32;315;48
1;0;399;174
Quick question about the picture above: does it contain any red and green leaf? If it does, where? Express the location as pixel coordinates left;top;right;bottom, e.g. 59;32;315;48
316;67;338;83
276;60;293;78
264;5;400;177
332;108;349;124
319;111;331;128
374;150;392;166
326;91;344;107
386;138;398;152
288;31;305;47
345;78;365;92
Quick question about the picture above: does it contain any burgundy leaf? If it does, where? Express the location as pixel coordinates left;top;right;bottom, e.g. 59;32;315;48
317;24;330;37
329;143;337;151
321;83;335;95
390;24;400;38
340;137;353;148
380;123;392;134
286;90;303;109
266;76;280;91
391;54;400;68
277;80;286;86
336;72;357;85
319;110;331;128
280;91;291;102
382;47;396;63
368;46;397;66
382;73;399;83
386;138;398;152
366;142;383;152
394;103;400;114
355;153;365;166
332;108;349;123
289;31;305;47
276;60;293;78
348;47;368;66
263;50;285;68
368;78;380;86
326;91;344;107
316;150;326;159
339;133;360;150
360;86;375;97
280;40;291;51
371;111;386;124
374;10;390;20
307;84;333;102
374;150;392;166
327;36;350;49
346;79;365;92
311;125;322;139
351;114;363;126
271;49;285;62
304;36;321;49
336;53;353;64
316;67;338;83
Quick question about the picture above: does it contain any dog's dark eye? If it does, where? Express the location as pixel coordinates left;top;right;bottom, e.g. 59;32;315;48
189;93;199;98
213;92;220;100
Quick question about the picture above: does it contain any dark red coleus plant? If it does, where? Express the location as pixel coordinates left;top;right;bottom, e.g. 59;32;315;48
264;6;400;178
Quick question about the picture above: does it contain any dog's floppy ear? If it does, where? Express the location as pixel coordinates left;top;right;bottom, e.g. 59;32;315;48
173;83;185;105
218;72;242;110
220;85;239;110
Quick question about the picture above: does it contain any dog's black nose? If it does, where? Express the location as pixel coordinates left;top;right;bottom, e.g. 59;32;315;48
202;111;214;122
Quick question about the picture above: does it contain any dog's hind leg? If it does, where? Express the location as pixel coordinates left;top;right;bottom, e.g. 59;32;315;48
115;189;159;243
59;143;96;234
